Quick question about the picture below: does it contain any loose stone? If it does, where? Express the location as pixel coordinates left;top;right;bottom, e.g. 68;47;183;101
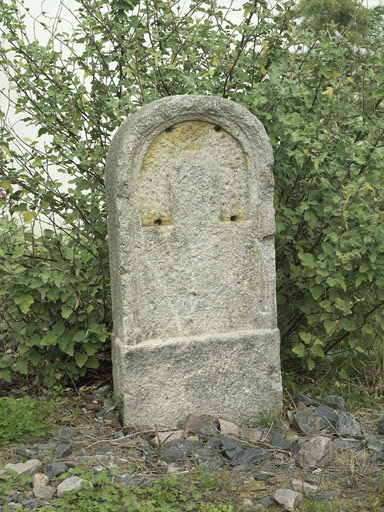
274;489;302;511
336;411;366;438
33;483;56;500
218;419;240;436
55;443;73;459
296;394;320;408
159;439;200;463
179;414;220;436
15;447;38;460
298;436;332;468
378;413;384;435
293;405;338;436
91;384;111;400
230;448;271;466
4;460;42;476
291;478;319;493
154;430;186;446
57;476;94;497
323;395;346;411
365;434;384;452
45;462;68;479
191;447;225;470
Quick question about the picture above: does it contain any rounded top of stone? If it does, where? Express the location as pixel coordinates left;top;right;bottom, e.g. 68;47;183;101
106;95;273;192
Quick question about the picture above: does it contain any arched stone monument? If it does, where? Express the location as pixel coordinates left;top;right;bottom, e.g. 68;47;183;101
105;95;282;427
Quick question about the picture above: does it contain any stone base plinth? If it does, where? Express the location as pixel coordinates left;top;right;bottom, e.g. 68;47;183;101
112;329;282;427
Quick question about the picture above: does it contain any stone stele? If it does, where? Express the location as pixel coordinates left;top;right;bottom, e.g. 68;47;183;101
105;95;282;427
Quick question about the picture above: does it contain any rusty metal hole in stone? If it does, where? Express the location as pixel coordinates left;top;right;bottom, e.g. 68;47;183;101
154;219;163;226
230;215;239;222
214;125;221;132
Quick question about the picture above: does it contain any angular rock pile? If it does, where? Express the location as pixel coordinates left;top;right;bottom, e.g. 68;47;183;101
0;391;383;511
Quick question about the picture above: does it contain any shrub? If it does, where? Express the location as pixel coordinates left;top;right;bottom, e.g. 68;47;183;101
0;0;383;381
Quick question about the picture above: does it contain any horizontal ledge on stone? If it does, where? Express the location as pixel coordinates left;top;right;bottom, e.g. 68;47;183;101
120;328;280;350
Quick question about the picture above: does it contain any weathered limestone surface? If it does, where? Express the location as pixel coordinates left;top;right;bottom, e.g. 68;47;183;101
105;95;282;427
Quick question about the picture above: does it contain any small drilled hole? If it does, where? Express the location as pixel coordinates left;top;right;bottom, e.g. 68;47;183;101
165;126;173;132
154;219;162;226
214;125;221;132
230;215;238;222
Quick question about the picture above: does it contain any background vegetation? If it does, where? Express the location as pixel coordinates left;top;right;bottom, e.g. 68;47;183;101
0;0;383;387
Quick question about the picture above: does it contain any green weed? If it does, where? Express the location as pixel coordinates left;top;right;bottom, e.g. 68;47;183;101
0;396;53;448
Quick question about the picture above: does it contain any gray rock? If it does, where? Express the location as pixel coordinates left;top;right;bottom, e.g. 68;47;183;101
160;439;200;463
270;430;294;451
4;460;42;476
296;394;320;408
336;411;365;438
375;452;384;462
315;405;338;429
230;448;271;466
179;414;220;436
97;400;117;421
218;419;240;436
57;476;94;497
219;436;248;459
191;447;226;470
274;489;302;510
15;447;39;460
33;484;56;500
115;474;142;489
292;478;319;493
72;450;86;457
378;413;384;435
312;491;337;501
332;439;364;452
154;430;185;446
55;443;73;459
54;428;73;441
258;497;273;507
365;434;384;452
45;462;68;479
298;436;332;468
293;405;338;436
95;445;115;456
91;385;111;400
323;395;346;411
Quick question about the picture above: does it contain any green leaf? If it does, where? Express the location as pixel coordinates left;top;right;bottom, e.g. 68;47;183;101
12;247;24;258
307;359;315;371
13;358;28;375
310;344;324;357
23;211;36;222
14;294;34;314
292;343;305;357
85;356;99;369
73;330;87;342
324;320;335;334
0;369;12;382
310;285;322;301
364;181;374;191
75;352;88;368
61;306;73;319
299;332;311;344
298;252;315;267
41;331;57;346
304;210;317;229
28;350;42;365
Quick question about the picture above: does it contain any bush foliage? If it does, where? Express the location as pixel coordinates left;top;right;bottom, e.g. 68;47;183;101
0;0;383;384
